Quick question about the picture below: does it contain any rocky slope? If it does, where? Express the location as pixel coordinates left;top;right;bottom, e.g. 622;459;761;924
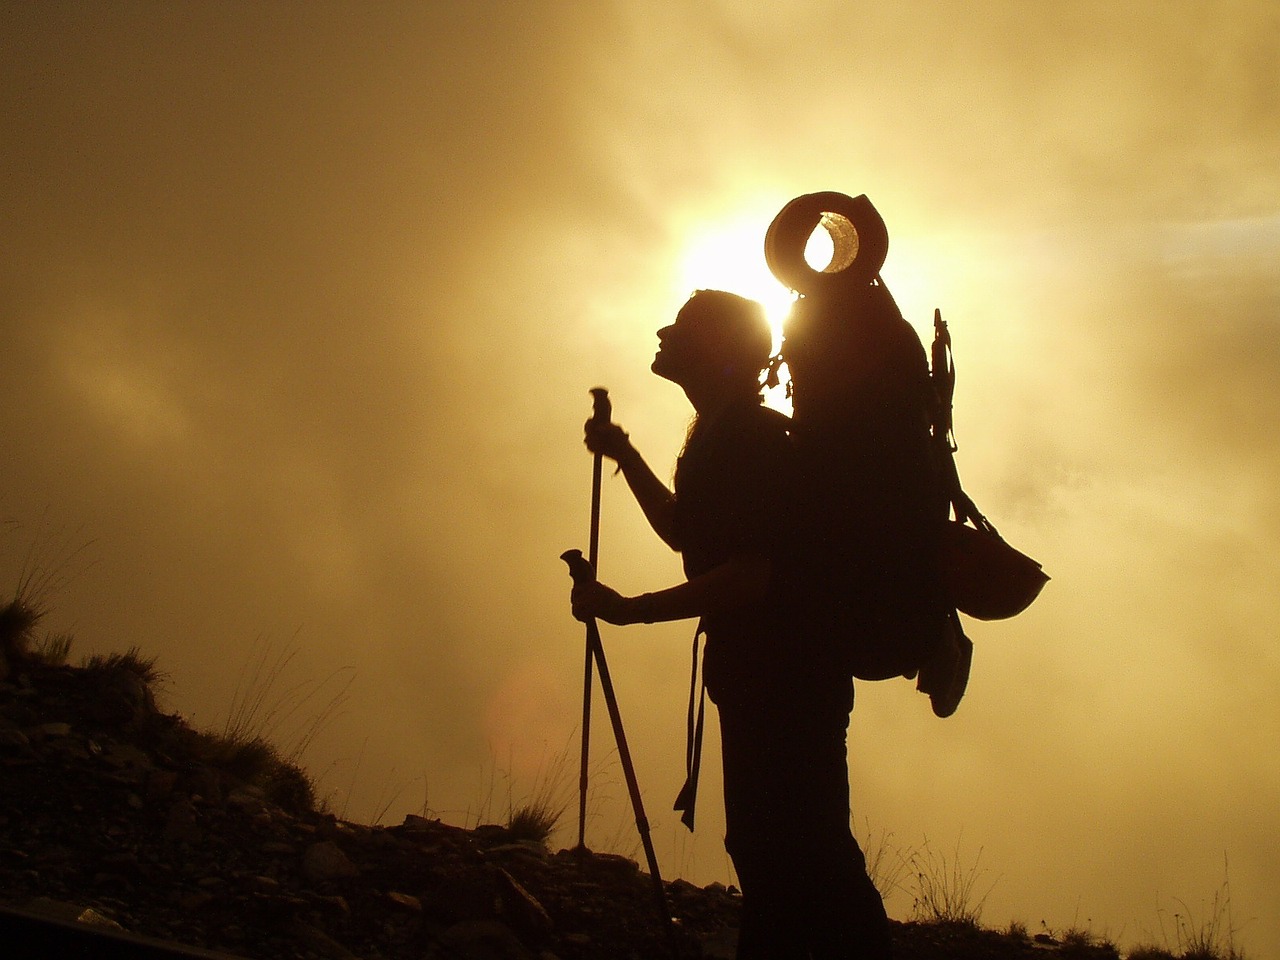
0;655;1121;960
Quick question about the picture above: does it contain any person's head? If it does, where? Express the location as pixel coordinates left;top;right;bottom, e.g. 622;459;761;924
652;290;773;400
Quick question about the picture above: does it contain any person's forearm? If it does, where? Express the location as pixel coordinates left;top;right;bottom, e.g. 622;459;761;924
628;555;772;624
616;445;680;549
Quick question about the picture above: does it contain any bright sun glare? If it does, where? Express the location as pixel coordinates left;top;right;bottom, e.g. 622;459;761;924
674;214;841;412
674;215;841;348
674;219;795;350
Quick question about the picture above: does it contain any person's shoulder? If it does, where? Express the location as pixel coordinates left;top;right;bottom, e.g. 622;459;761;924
725;398;788;427
714;402;791;469
730;401;790;441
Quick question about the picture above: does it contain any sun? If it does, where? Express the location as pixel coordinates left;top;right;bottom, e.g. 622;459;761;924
673;211;847;412
672;212;850;345
672;216;797;352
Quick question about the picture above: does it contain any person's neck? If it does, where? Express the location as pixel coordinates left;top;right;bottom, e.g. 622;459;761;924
683;379;750;419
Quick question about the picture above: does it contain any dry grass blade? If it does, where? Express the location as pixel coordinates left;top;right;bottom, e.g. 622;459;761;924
221;633;354;764
904;835;997;926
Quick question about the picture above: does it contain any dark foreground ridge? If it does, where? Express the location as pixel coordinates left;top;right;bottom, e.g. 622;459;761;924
0;657;1119;960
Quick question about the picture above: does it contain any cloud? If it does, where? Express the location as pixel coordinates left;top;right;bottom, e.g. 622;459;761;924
2;2;1278;955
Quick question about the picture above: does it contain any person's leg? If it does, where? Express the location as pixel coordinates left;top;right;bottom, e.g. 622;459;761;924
719;701;808;960
722;681;892;960
792;696;891;960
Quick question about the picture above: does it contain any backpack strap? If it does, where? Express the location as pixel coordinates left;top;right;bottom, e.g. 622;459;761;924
931;309;999;536
672;621;708;832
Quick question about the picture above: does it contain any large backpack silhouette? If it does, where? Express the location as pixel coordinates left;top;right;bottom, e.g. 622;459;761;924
764;192;1047;688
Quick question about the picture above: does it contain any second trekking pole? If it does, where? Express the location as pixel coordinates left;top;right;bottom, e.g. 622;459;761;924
562;548;673;948
577;387;609;851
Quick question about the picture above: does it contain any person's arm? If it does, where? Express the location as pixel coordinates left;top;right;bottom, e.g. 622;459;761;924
570;554;771;626
584;419;681;550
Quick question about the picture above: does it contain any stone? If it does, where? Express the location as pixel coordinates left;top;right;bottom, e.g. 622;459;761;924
699;924;738;959
301;840;359;882
163;799;202;844
0;725;31;751
29;721;72;739
387;890;422;912
179;891;216;911
103;742;152;769
145;769;178;800
496;868;553;945
285;918;361;960
434;919;535;960
77;907;124;930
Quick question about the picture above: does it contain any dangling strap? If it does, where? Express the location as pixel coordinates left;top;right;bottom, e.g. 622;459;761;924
931;307;998;535
931;307;957;452
672;621;708;832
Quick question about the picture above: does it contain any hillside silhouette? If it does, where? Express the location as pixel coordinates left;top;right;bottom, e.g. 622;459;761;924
1;620;1130;959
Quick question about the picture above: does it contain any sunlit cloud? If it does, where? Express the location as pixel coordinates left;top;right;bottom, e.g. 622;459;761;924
1;2;1277;955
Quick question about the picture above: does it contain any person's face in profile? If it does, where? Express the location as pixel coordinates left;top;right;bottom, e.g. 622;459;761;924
652;297;722;386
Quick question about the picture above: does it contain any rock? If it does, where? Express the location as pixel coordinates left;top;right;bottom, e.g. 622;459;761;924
387;890;422;912
401;813;443;832
27;721;72;740
496;867;553;945
162;799;202;844
103;742;152;769
145;769;178;800
227;787;268;813
0;724;31;752
699;924;738;959
84;668;156;725
285;919;361;960
179;891;216;911
301;840;359;882
433;919;535;960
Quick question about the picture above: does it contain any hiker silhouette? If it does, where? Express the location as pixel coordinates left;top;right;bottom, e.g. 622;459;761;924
570;289;894;960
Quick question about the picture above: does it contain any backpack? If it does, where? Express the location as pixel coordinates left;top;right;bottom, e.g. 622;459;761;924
764;192;1048;690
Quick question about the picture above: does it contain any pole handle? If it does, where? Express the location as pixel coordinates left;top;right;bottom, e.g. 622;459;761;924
589;386;611;425
561;549;596;586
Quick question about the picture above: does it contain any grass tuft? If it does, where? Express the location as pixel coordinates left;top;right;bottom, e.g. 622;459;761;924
903;836;997;926
507;799;562;845
2;520;95;672
181;728;318;816
83;646;165;685
1147;859;1249;960
857;820;913;907
32;631;75;666
0;600;43;661
221;634;353;765
501;741;572;847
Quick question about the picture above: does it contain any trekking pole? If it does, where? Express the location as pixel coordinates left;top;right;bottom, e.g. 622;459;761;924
561;549;675;948
577;387;610;851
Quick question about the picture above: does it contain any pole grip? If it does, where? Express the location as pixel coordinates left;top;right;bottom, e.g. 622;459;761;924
561;549;596;586
589;387;611;425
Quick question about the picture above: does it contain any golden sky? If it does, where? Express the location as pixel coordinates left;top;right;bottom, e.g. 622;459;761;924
3;2;1277;953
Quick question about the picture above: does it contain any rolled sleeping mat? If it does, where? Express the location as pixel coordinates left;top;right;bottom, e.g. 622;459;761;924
764;191;889;296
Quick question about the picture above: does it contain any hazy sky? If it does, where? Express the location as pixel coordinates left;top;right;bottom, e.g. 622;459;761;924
3;2;1277;954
